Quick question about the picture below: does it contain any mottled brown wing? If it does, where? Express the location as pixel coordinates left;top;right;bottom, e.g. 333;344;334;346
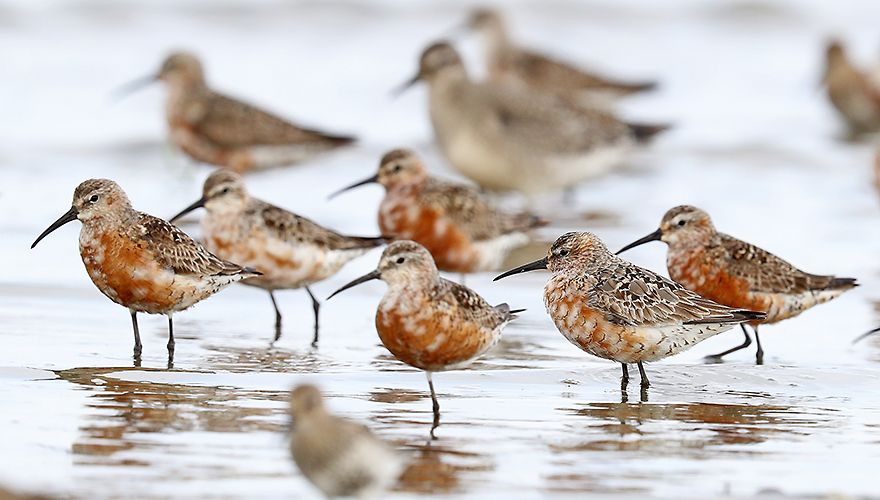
484;83;630;153
258;202;383;251
716;234;845;293
420;178;542;241
197;92;352;148
588;260;761;326
512;50;620;91
136;213;246;276
433;278;510;329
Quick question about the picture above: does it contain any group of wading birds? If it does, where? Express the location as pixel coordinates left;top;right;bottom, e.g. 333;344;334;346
25;9;880;497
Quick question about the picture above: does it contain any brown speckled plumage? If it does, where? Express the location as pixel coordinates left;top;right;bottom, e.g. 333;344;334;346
822;40;880;132
330;241;518;434
340;149;545;272
172;170;383;343
410;42;661;194
617;205;857;362
468;9;656;105
497;232;762;387
32;179;255;360
156;52;354;172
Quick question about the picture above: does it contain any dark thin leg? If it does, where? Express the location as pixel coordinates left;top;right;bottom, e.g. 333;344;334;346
637;361;650;388
704;324;752;363
305;287;320;346
130;310;143;363
166;315;175;369
754;326;764;365
620;363;629;390
427;372;440;440
269;291;282;343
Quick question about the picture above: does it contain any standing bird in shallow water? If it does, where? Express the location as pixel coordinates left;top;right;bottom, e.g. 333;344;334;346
288;384;403;498
170;170;384;345
617;206;857;364
117;51;354;172
31;179;257;364
330;148;546;273
822;39;880;134
328;241;519;438
466;8;657;107
397;42;666;196
496;232;764;390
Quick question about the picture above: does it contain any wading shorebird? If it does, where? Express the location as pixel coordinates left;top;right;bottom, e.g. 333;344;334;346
288;384;403;498
466;9;656;106
617;206;858;364
328;241;520;438
822;40;880;133
330;149;546;273
396;42;666;196
170;170;384;345
495;232;764;389
117;51;354;172
31;179;257;364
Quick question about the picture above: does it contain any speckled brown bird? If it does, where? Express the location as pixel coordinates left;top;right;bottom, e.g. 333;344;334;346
330;148;546;273
288;384;403;498
617;205;857;364
467;9;656;107
496;232;764;389
31;179;257;363
328;241;519;437
397;42;667;195
822;39;880;133
170;170;384;344
118;51;354;172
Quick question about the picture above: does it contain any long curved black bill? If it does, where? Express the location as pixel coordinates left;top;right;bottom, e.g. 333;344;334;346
852;327;880;345
169;197;206;224
112;74;158;101
327;175;379;200
494;257;548;281
616;229;662;255
31;207;78;249
327;270;381;300
391;74;421;98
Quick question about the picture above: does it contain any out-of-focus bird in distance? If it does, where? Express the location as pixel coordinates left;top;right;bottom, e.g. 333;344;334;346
115;51;355;172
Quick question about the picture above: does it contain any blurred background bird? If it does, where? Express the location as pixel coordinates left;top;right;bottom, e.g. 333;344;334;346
116;51;355;172
288;384;403;498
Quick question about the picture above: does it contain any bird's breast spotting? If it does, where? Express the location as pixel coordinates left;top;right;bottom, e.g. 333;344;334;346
376;296;496;372
79;228;185;313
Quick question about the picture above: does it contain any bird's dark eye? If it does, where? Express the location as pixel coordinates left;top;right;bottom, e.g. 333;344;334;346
396;257;405;264
392;164;402;173
89;195;99;203
557;249;569;257
221;187;231;194
677;220;686;227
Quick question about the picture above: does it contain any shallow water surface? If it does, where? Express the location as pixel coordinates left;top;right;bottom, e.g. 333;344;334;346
2;0;880;498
